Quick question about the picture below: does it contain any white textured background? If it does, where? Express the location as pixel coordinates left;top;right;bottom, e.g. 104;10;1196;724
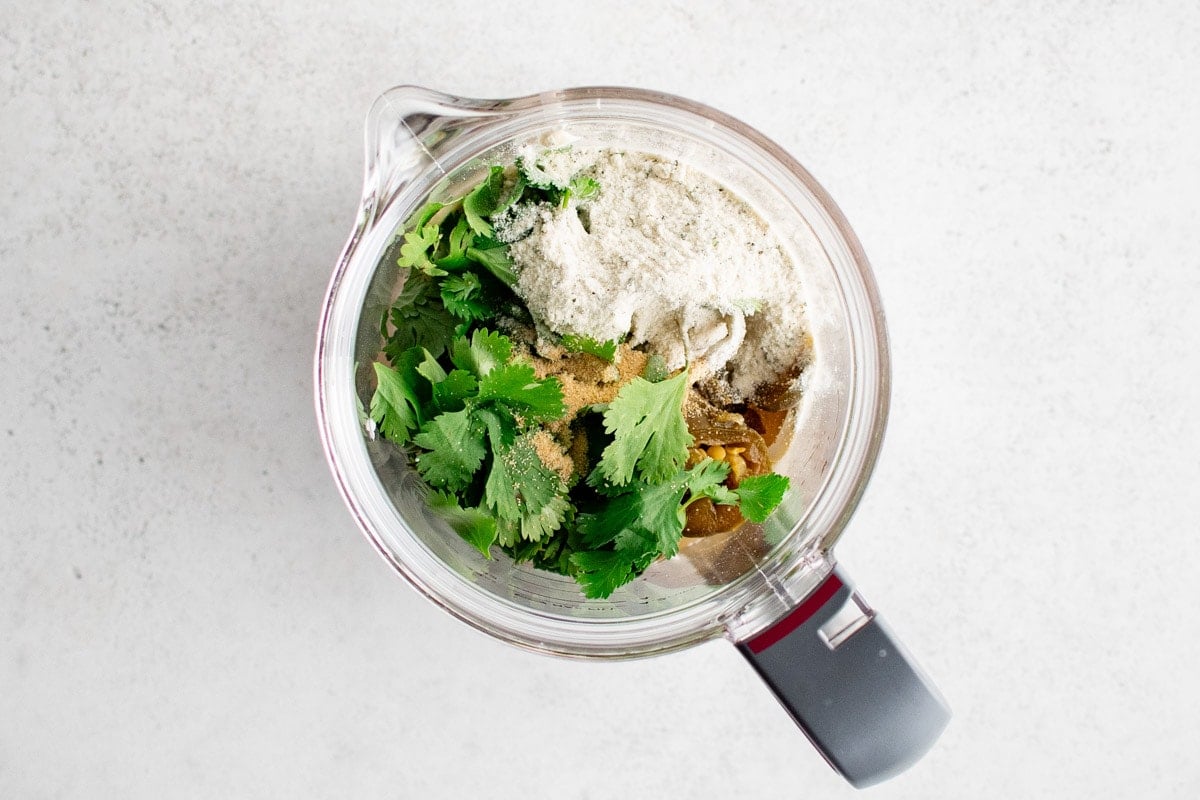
4;2;1199;797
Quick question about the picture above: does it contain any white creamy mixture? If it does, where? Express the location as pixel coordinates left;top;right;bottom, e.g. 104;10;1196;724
504;147;810;400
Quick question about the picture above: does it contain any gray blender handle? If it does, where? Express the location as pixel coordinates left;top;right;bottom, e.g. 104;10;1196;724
737;567;950;788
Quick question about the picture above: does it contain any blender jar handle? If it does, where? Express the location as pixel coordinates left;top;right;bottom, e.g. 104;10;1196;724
736;567;950;788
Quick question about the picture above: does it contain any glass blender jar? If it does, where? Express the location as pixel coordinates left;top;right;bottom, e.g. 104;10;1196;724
314;85;949;787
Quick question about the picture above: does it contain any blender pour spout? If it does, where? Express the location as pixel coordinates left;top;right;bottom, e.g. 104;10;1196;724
359;85;511;228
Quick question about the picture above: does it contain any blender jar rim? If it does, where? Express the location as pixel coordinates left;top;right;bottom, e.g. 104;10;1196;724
314;85;890;658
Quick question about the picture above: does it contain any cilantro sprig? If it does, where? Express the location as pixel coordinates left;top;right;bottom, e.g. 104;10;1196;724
593;371;693;486
372;328;571;557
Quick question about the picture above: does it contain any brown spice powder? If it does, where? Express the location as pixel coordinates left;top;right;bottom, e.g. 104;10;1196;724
567;426;591;478
516;329;659;479
531;429;574;483
529;340;650;419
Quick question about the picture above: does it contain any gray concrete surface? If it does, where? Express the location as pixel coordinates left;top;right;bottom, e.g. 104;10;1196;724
3;2;1199;797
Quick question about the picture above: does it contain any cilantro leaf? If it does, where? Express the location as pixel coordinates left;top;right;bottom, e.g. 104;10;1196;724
384;270;457;359
463;166;505;237
475;407;517;450
466;242;518;286
450;328;512;377
621;462;727;557
733;473;791;523
413;348;479;414
440;271;493;321
516;154;558;189
578;459;732;558
396;217;445;276
610;527;659;571
370;358;424;444
480;413;568;543
558;174;600;208
633;480;696;558
412;201;445;228
497;171;527;214
561;334;618;363
681;458;733;503
431;369;477;413
427;491;496;558
477;363;566;421
434;216;476;270
571;174;599;198
706;483;740;507
493;517;521;548
411;409;487;492
569;549;638;600
641;354;669;383
519;493;571;544
595;370;693;486
576;491;643;549
479;410;526;528
415;348;446;384
505;525;575;575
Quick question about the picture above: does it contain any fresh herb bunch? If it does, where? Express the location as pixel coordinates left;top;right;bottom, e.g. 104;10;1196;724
369;157;790;598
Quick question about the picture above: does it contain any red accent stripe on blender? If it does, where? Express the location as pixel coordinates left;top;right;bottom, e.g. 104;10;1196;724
744;572;845;654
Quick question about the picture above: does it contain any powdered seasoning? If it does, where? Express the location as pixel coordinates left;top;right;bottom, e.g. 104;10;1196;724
506;149;811;401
